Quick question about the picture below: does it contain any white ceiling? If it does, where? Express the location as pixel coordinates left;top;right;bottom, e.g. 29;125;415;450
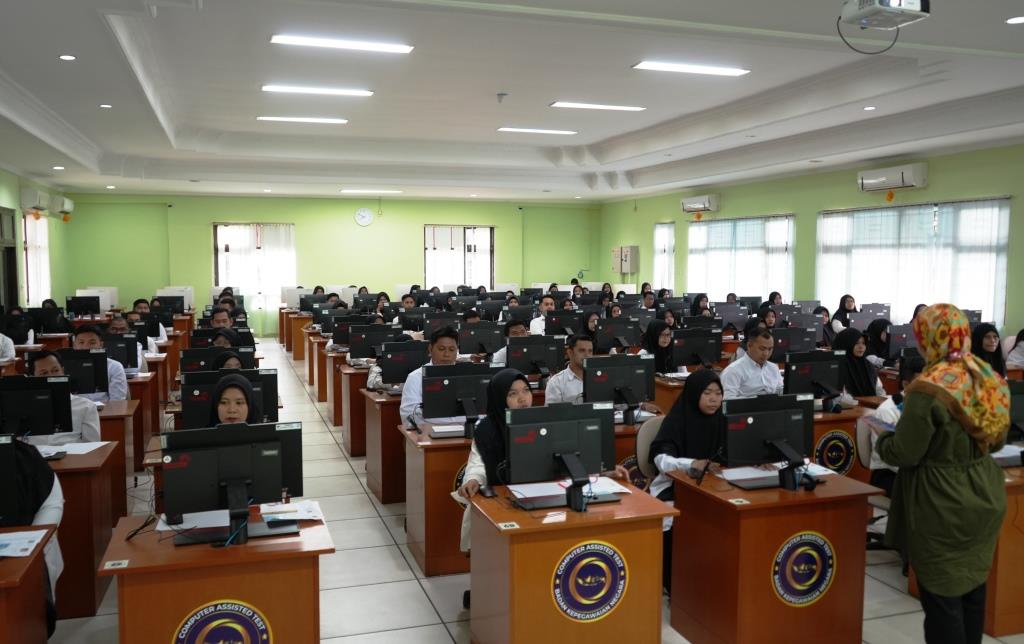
1;0;1023;200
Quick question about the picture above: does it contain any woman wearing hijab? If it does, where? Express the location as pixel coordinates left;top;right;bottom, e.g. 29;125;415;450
208;374;261;425
689;293;711;318
971;323;1006;377
912;303;928;321
640;319;674;374
877;305;1009;644
832;294;858;333
212;350;243;371
864;318;892;369
814;306;836;348
648;369;726;593
583;311;601;341
656;288;670;300
833;328;886;405
211;327;241;348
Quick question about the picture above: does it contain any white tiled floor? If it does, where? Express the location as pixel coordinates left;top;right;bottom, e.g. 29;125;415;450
49;341;1021;643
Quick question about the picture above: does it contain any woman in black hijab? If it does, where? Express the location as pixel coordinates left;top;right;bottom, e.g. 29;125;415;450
689;293;711;317
648;369;726;593
971;323;1007;377
864;318;891;368
212;327;241;348
642;319;674;374
833;328;882;399
211;350;243;371
814;306;835;347
832;294;857;330
208;374;261;425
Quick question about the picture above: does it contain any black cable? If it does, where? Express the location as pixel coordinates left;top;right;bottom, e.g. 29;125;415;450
836;17;900;55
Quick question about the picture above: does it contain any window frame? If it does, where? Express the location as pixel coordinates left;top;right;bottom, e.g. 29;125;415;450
422;224;495;289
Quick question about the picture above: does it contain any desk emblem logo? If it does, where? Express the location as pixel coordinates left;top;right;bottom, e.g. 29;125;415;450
453;462;467;491
814;430;855;475
174;599;272;643
552;541;628;622
619;455;647;489
771;531;835;607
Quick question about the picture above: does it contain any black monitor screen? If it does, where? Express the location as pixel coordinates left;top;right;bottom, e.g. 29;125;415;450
545;312;583;336
784;352;842;399
506;336;565;376
888;324;916;360
379;342;429;385
301;294;331;313
104;334;139;369
181;347;256;373
682;316;722;330
722;408;807;467
459;322;504;355
154;296;185;315
57;349;109;395
0;376;73;436
1010;381;1024;428
66;296;101;316
769;328;817;363
582;355;655;406
738;297;763;315
787;314;825;344
592;319;641;354
423;313;460;338
331;315;378;345
349;326;403;359
721;394;814;464
672;329;722;369
505;404;616;485
421;364;501;420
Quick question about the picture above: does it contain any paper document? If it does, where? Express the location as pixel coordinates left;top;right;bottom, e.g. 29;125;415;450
659;371;689;381
991;444;1023;459
48;441;109;456
507;476;631;499
719;464;782;482
450;491;470;507
614;410;656;424
259;500;324;522
802;463;838;477
0;529;49;557
156;509;230;532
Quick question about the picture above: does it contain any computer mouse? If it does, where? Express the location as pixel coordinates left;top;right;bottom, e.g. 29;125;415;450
479;486;497;498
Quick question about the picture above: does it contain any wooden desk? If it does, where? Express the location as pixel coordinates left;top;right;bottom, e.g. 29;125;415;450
163;331;184;388
1008;368;1023;382
470;486;675;643
99;400;139;523
99;515;334;643
0;358;21;376
14;344;43;368
143;437;165;514
879;367;900;395
284;311;298;352
144;353;169;403
855;395;886;410
49;444;115;618
722;339;740;356
127;373;158;472
172;313;194;348
363;390;405;504
813;406;870;482
328;352;346;427
303;328;322;385
670;471;880;643
0;525;55;644
340;365;369;457
315;341;330;402
278;306;289;345
655;377;684;414
36;333;70;352
403;427;471;576
70;315;111;328
290;313;313;360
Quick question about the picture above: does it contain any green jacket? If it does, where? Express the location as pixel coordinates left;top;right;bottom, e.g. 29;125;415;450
876;391;1006;597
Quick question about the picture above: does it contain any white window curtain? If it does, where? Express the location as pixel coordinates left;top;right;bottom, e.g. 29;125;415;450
653;222;676;292
687;216;794;301
215;223;296;336
815;199;1009;325
424;225;494;290
24;214;51;306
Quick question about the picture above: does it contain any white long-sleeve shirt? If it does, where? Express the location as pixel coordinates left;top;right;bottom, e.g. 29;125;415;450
490;346;507;367
868;397;900;473
544;367;584;405
0;333;14;360
399;362;466;426
33;477;64;597
649;453;695;501
837;377;887;407
529;316;546;336
78;358;128;403
1007;344;1024;368
460;441;486;552
720;354;784;399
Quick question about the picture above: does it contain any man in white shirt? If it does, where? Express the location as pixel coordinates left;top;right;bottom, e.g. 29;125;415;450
392;294;418;325
720;329;784;399
71;326;128;402
28;351;102;444
400;326;465;426
545;334;591;405
0;331;14;360
529;294;557;336
132;299;168;351
490;319;529;367
106;315;147;373
210;308;233;329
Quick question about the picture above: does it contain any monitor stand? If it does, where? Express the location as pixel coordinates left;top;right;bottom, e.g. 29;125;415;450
458;397;480;439
615;386;642;425
513;452;622;513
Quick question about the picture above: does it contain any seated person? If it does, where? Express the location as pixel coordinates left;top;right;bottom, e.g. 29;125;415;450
607;303;622;319
866;355;925;497
529;295;557;335
864;319;891;369
212;327;242;348
132;299;168;343
324;292;345;309
971;323;1006;378
648;369;725;593
732;318;767;363
639;320;674;374
689;293;711;318
490;319;529;367
399;327;464;426
0;329;14;360
720;329;783;399
834;328;887;406
642;291;656;311
71;326;128;402
209;307;233;329
208;374;261;425
462;310;481;324
814;306;835;347
27;351;102;444
6;306;34;344
831;294;857;333
1008;330;1024;369
3;438;64;634
392;293;418;324
40;299;73;334
726;293;737;304
758;306;778;329
544;334;591;405
106;315;147;373
211;350;243;371
561;298;576;311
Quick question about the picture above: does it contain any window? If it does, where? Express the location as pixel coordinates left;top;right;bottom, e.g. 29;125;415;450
23;214;51;306
423;225;494;290
653;223;675;291
815;199;1009;325
214;223;296;335
687;216;794;301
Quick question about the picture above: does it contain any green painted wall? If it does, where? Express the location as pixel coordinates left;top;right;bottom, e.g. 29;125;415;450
597;143;1024;334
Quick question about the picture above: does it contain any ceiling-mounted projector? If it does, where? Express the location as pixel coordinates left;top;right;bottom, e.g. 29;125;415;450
841;0;930;30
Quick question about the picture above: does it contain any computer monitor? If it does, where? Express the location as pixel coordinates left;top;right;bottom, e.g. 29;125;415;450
618;294;642;306
161;422;303;545
281;287;313;309
719;309;753;334
456;286;476;296
421;363;502;435
450;296;479;313
794;300;821;315
582;354;655;424
1009;381;1024;439
477;300;506;322
0;376;74;437
181;347;256;373
860;303;891;319
314;308;350;333
592;318;642;354
682;315;722;330
481;291;507;302
656;298;688;314
888;324;916;360
505;306;536;325
769;328;817;363
190;328;257;348
459;322;504;355
423;312;460;338
962;309;982;327
378;342;430;385
27;307;68;334
773;304;802;322
738;296;763;315
519;288;543;302
847;311;887;331
784;351;842;402
349;326;403;359
103;333;139;370
0;435;15;523
300;294;330;313
786;314;825;344
711;303;745;317
66;296;101;316
630;309;655;331
574;293;600;306
153;295;185;315
545;312;583;336
721;395;813;490
393;308;429;332
182;368;278;426
56;349;109;395
505;403;618;512
330;315;379;345
506;335;565;378
671;328;722;370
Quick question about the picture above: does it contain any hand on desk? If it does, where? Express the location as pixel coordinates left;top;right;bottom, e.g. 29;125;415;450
458;479;481;499
605;465;630;480
640;402;661;415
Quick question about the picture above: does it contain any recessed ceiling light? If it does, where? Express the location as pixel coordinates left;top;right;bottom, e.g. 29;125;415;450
105;185;116;189
633;61;750;76
550;101;646;112
261;85;373;97
1006;16;1024;24
340;189;402;194
470;194;479;197
270;34;413;54
99;104;112;109
263;189;272;193
256;116;348;124
52;166;65;171
863;105;877;111
574;196;582;199
498;127;577;135
58;54;76;61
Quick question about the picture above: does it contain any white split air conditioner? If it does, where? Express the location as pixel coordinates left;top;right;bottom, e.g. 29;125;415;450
20;188;49;212
841;0;930;31
50;196;74;215
857;163;928;192
681;194;719;213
